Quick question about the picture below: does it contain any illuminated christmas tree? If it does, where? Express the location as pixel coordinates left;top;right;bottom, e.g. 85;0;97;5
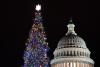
23;4;49;67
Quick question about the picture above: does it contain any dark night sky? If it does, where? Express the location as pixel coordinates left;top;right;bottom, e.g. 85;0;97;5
6;0;100;67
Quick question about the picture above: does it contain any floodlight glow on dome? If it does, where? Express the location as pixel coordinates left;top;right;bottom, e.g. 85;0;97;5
36;4;41;11
50;20;94;67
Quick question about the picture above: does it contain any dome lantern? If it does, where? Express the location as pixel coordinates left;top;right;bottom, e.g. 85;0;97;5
66;18;77;35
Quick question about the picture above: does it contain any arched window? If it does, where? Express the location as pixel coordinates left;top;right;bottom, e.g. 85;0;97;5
70;51;72;56
74;51;76;56
63;51;65;56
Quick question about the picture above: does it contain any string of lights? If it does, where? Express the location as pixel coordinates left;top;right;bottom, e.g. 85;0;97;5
22;4;49;67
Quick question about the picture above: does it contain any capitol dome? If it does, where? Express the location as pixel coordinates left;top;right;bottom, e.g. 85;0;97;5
57;34;87;49
50;19;94;67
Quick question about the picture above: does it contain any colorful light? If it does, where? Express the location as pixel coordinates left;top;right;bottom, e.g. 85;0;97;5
22;4;49;67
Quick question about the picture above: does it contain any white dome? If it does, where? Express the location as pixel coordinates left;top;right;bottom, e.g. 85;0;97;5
51;21;94;65
57;33;87;49
53;33;91;60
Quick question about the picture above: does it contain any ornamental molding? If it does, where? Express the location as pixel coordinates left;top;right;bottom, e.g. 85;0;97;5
51;57;94;64
54;48;90;55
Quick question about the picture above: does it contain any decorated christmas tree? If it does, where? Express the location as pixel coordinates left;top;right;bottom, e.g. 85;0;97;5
23;4;49;67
